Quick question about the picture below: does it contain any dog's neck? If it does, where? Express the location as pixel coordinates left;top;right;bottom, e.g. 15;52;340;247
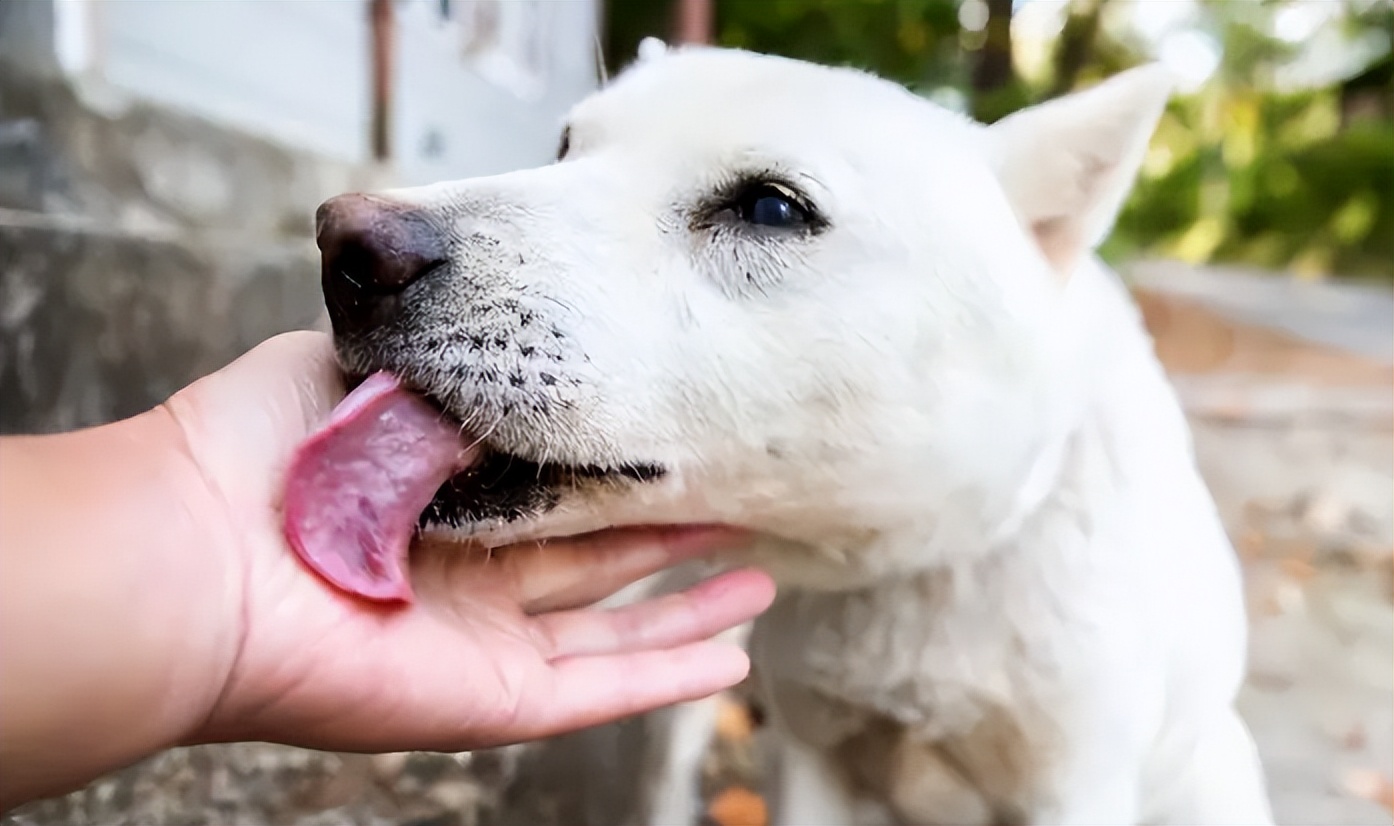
977;263;1208;567
744;259;1205;592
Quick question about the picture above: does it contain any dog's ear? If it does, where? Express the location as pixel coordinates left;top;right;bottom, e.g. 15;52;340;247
988;64;1173;277
637;37;669;63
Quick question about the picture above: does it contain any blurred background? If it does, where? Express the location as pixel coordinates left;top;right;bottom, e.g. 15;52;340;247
0;1;1389;825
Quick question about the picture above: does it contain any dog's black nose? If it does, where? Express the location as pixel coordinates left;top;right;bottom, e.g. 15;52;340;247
316;193;447;332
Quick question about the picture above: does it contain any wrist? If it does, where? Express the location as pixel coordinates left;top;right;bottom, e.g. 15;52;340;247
0;409;243;807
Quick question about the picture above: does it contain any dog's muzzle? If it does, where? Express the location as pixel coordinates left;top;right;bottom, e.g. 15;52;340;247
315;193;448;337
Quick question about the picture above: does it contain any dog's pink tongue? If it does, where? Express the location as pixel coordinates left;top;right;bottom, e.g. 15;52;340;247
284;372;478;603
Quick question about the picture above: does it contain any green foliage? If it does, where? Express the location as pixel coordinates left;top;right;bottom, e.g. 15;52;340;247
1108;0;1394;281
716;0;968;91
603;0;674;77
1109;88;1394;280
605;0;1394;280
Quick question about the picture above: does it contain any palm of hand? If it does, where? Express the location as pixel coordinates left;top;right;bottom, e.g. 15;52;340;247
166;332;772;753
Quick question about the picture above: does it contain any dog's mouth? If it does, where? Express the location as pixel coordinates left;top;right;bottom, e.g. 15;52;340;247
420;451;664;530
282;371;663;604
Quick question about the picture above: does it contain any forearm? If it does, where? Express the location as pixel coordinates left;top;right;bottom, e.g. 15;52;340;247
0;410;236;809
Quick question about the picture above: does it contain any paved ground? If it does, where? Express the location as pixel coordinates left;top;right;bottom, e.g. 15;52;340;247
1194;403;1392;824
5;264;1391;825
1135;261;1393;824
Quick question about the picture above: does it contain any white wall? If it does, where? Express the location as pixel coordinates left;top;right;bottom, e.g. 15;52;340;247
392;0;600;185
84;0;373;162
0;0;59;74
42;0;600;178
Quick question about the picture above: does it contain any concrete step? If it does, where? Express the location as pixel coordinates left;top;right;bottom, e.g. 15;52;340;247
0;210;325;433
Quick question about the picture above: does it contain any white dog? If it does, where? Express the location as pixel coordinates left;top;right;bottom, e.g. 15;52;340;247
308;43;1272;825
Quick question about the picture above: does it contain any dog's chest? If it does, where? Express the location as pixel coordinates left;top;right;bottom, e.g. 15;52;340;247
755;561;1077;734
749;563;1089;821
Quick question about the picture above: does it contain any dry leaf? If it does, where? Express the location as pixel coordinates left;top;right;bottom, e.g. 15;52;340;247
370;751;410;784
716;695;755;743
1341;725;1368;752
708;786;768;826
1254;590;1285;617
1237;528;1265;560
1339;768;1394;810
1280;557;1317;582
1272;579;1305;614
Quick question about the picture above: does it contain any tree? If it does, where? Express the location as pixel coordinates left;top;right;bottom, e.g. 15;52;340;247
1050;0;1109;96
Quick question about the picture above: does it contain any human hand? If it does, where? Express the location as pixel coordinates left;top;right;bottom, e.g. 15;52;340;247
0;332;772;808
163;331;775;751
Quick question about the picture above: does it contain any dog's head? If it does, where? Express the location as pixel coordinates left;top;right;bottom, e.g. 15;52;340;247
316;46;1171;584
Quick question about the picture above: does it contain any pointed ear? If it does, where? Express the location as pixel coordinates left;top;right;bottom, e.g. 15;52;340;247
988;64;1173;277
637;37;669;63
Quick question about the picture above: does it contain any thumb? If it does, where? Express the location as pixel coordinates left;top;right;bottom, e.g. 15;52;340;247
202;331;345;441
164;332;346;494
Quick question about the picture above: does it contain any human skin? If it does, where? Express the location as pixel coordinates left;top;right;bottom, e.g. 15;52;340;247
0;331;775;810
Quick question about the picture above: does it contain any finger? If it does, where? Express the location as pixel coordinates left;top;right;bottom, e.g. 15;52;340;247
515;640;751;741
492;525;749;614
534;567;774;659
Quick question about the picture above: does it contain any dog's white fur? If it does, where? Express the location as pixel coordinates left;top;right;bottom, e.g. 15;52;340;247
370;45;1271;825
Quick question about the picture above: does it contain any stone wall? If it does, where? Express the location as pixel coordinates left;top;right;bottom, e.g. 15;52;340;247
0;62;380;433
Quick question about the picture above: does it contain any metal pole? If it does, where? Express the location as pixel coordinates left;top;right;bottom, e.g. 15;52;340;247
370;0;394;161
674;0;712;45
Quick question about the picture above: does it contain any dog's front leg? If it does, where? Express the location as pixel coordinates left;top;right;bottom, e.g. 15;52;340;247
1025;698;1147;826
640;618;753;826
768;735;859;826
1147;709;1273;825
1036;774;1141;826
642;695;722;826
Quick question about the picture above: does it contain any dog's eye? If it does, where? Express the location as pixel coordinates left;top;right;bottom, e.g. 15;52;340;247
734;182;811;228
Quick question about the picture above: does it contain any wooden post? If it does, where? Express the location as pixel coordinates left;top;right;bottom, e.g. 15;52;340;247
971;0;1014;97
674;0;712;45
370;0;394;161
